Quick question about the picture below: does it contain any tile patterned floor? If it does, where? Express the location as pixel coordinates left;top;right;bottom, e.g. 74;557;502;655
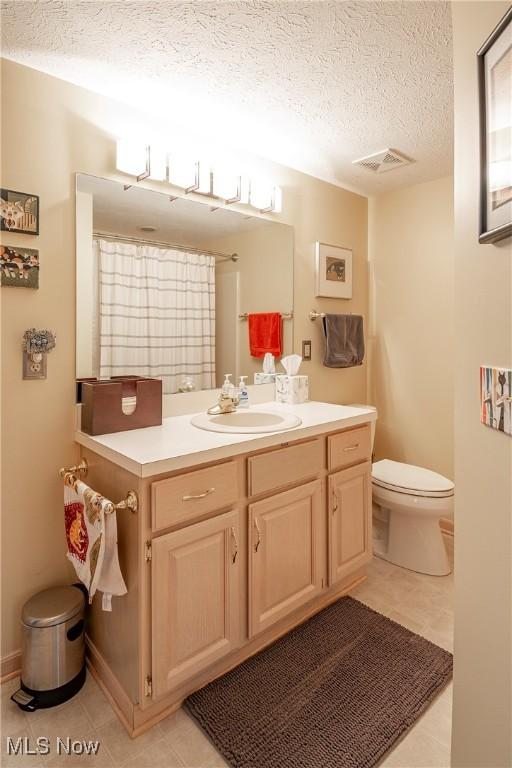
1;537;454;768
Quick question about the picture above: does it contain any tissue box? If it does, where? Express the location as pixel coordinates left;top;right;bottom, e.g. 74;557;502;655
275;375;309;404
254;372;276;385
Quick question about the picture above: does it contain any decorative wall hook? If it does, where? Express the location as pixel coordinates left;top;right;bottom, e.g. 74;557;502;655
22;328;56;379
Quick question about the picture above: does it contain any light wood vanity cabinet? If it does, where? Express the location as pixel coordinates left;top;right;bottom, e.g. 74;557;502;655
151;461;238;532
328;425;371;471
82;419;373;736
328;461;372;586
249;479;324;636
151;509;240;697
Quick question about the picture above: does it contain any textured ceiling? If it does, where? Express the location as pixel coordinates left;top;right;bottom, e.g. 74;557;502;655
1;0;453;195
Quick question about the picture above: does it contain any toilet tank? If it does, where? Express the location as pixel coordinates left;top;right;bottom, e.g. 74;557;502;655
349;404;377;452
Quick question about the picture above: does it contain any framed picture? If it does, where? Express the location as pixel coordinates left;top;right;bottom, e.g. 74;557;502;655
478;7;512;244
0;245;40;288
315;242;352;299
480;366;511;436
0;189;39;235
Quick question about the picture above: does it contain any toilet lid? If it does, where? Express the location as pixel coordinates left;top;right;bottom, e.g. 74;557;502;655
372;459;454;498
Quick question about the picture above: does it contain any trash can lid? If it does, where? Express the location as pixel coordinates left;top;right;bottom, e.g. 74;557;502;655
22;586;85;628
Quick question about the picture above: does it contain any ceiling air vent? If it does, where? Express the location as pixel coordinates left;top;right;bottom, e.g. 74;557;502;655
353;148;413;174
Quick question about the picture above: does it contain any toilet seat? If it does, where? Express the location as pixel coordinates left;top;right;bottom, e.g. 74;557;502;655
372;459;454;499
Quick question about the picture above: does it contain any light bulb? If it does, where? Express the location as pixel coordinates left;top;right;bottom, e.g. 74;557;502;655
169;154;199;191
148;145;168;181
197;161;213;195
250;179;274;210
213;168;241;201
116;139;148;178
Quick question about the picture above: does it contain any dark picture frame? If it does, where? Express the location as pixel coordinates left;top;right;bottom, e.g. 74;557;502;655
478;7;512;244
0;188;40;235
0;245;40;288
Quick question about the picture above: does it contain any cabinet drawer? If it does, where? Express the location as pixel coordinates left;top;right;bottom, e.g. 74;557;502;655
152;462;238;532
328;425;371;471
248;439;323;497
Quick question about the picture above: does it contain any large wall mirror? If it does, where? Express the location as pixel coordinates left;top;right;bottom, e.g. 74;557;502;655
76;174;294;394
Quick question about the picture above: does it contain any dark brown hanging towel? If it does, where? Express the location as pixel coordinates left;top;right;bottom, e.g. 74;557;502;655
322;314;365;367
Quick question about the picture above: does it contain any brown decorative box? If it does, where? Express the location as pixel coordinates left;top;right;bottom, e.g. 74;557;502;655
76;377;98;403
80;376;162;436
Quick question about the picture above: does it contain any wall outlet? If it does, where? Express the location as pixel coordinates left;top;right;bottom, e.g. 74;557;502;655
302;340;312;361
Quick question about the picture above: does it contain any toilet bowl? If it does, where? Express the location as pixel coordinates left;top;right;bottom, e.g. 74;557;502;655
372;459;454;576
348;405;453;576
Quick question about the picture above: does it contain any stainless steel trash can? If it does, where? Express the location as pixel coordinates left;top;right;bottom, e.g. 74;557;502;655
11;585;86;711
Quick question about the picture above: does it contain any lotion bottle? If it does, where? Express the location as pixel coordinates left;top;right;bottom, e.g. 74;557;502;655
238;376;249;408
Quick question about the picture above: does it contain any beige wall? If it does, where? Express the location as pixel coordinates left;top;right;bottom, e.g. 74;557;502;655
451;3;512;767
212;223;294;385
0;59;368;656
369;176;454;479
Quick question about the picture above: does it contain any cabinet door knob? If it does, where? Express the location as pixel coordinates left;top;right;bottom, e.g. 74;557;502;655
182;487;215;501
230;526;239;564
254;518;261;552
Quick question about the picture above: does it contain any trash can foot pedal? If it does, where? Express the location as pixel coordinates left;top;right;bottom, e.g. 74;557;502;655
11;689;36;711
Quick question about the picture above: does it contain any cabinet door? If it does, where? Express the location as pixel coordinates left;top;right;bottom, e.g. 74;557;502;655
249;480;324;637
151;510;240;697
328;461;372;586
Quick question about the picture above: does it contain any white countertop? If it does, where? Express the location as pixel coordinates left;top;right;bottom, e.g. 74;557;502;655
75;401;377;478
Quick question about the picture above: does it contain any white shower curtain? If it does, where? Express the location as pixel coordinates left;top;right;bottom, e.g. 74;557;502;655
96;239;216;394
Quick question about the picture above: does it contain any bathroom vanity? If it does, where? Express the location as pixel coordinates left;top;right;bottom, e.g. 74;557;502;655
74;401;376;736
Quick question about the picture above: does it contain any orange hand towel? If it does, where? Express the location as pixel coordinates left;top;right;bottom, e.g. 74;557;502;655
248;313;282;358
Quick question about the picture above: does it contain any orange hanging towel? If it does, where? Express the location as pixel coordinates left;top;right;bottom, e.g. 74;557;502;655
248;313;282;358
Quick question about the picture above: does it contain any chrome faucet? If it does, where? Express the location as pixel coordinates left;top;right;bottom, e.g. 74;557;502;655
207;391;240;415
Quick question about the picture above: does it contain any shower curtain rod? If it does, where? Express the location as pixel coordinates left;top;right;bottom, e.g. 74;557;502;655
93;232;239;263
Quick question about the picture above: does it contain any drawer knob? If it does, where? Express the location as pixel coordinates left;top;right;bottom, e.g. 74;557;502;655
343;444;360;452
182;487;216;501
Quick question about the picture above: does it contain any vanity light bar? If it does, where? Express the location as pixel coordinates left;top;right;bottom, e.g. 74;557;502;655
116;140;282;213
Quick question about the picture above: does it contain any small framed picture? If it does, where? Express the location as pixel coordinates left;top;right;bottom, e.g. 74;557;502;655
477;7;512;244
0;189;39;235
315;242;352;299
480;366;511;436
0;245;40;288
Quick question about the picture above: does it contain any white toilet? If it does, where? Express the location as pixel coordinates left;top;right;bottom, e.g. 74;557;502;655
372;459;454;576
350;405;454;576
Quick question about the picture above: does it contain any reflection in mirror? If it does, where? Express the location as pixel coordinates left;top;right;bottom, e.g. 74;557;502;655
76;175;293;394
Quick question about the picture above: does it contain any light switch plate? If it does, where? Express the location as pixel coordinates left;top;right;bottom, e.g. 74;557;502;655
302;340;312;361
480;366;511;436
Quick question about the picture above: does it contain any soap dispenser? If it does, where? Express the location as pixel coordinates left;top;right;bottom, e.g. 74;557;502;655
238;376;249;408
221;374;234;396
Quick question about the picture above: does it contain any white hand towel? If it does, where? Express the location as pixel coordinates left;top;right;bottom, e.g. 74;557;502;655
64;478;107;603
96;509;127;611
64;478;127;610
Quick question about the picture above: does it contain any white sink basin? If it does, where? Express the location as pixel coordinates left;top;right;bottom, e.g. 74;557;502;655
190;409;302;434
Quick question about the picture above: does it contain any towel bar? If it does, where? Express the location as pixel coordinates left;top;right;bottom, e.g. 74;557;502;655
109;491;138;514
59;458;88;479
60;458;138;514
239;312;293;320
310;310;361;320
